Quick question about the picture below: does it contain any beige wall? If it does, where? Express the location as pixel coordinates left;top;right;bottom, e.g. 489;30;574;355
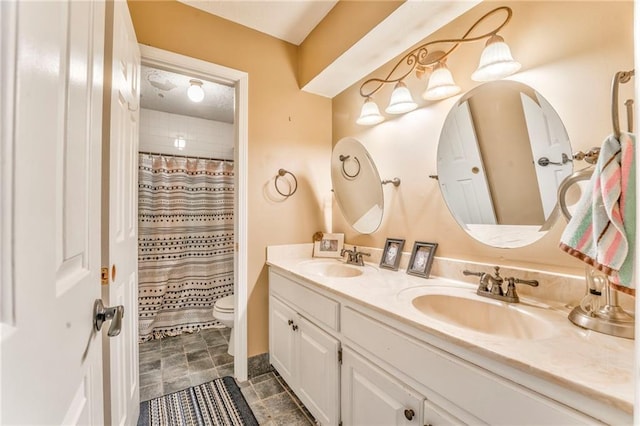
332;1;634;275
128;1;332;357
468;83;544;225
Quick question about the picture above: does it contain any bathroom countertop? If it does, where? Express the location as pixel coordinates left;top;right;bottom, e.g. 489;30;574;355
266;249;634;416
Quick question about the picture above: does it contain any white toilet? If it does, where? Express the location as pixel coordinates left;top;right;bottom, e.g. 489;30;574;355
213;294;235;356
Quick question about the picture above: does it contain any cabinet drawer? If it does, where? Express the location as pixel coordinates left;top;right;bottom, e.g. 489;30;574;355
269;270;339;331
342;306;600;425
424;400;464;426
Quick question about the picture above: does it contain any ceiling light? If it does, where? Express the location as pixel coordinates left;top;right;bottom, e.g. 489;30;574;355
187;79;205;102
174;137;186;150
356;97;385;126
356;6;520;124
423;61;461;101
471;35;521;82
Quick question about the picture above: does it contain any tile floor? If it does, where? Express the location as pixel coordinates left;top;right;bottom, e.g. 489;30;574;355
138;328;315;425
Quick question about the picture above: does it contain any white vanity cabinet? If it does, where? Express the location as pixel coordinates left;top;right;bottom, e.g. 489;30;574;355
269;271;340;426
267;264;629;425
341;347;426;426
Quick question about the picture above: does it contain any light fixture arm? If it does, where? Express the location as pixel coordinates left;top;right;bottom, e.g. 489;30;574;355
359;6;513;98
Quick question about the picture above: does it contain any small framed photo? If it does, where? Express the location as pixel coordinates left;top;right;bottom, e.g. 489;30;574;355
313;233;344;258
379;238;405;271
407;242;438;278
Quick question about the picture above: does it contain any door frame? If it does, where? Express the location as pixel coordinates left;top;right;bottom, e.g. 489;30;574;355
137;45;249;381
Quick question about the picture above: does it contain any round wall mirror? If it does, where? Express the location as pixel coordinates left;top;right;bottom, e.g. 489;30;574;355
332;137;384;234
437;80;573;248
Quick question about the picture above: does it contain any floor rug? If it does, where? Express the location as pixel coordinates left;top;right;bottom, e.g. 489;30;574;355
137;376;259;426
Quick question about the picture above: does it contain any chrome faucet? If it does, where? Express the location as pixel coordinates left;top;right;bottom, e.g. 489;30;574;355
463;266;539;303
341;246;371;266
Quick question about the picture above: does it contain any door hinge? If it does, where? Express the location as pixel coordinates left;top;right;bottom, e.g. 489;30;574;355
101;267;109;285
338;348;343;364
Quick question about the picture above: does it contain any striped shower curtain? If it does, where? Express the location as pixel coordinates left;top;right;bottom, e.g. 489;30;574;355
138;153;234;342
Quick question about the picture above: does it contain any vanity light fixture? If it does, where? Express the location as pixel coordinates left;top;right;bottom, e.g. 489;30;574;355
356;6;520;125
187;79;205;103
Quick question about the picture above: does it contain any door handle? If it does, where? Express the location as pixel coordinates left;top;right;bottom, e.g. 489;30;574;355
94;299;125;337
537;153;572;167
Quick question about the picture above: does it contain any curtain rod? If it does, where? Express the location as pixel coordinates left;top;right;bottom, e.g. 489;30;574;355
138;151;233;163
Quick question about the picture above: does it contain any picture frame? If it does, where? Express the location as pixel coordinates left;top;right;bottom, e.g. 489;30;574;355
379;238;405;271
313;233;345;258
406;242;438;278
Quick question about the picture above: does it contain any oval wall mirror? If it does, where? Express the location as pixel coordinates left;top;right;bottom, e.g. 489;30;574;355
437;80;572;248
332;137;384;234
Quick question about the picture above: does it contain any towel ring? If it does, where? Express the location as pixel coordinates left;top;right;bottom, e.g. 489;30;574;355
339;154;361;179
611;69;635;139
275;168;298;198
557;168;593;221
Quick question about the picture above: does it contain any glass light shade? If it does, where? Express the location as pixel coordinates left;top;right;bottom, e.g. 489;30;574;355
356;97;385;125
356;97;384;126
385;81;417;114
423;62;461;101
471;35;521;82
174;137;186;150
187;80;205;102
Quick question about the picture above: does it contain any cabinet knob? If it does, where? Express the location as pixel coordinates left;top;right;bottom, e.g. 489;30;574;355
292;324;298;331
404;408;415;421
288;319;293;326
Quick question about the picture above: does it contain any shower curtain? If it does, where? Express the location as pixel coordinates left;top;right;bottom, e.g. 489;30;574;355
138;153;234;342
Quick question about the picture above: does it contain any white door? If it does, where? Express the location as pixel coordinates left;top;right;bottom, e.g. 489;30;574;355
297;316;340;426
522;93;573;220
341;348;423;426
438;101;496;225
269;296;297;386
102;1;141;424
1;1;106;424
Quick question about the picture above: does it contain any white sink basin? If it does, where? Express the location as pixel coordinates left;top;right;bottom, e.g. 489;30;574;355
300;260;364;278
411;291;557;340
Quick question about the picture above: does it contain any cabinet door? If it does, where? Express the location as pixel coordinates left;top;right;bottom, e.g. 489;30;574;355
342;348;423;426
269;296;297;386
297;316;340;426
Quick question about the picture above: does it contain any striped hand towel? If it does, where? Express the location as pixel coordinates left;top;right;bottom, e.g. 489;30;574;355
559;133;635;292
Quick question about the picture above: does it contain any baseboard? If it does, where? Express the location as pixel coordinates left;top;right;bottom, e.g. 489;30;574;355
247;353;271;378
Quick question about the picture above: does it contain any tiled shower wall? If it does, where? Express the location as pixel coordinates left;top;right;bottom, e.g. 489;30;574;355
139;108;234;160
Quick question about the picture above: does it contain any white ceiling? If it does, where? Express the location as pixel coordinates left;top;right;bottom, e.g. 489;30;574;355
178;0;338;45
140;65;235;123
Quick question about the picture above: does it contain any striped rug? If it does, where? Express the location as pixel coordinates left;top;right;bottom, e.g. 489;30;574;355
138;377;258;426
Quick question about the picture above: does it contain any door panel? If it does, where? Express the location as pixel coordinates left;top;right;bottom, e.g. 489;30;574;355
522;93;572;219
269;296;297;385
1;1;105;424
103;0;140;424
438;101;496;225
341;348;423;426
297;316;340;426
